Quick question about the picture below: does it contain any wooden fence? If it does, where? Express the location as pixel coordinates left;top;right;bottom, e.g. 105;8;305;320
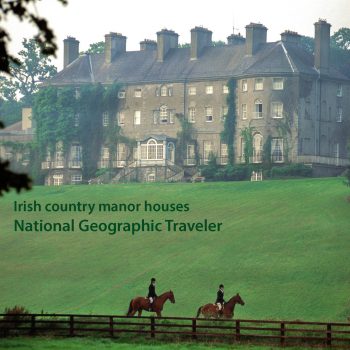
1;313;350;348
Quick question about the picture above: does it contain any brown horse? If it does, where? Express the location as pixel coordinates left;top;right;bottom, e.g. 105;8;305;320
127;290;175;317
196;293;245;319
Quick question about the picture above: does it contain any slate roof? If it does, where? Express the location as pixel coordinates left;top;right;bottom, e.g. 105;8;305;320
45;41;349;86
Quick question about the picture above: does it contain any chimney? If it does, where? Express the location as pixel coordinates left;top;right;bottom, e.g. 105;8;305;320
281;30;301;45
63;37;79;68
157;29;179;62
22;107;34;130
105;32;127;64
245;23;267;55
140;39;157;51
190;26;212;60
227;33;246;45
314;19;331;74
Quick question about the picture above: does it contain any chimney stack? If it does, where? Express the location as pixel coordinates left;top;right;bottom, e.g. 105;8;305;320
227;33;246;45
105;32;127;64
314;19;331;74
281;30;301;45
190;26;212;60
63;37;79;68
157;29;179;62
245;23;267;55
140;39;157;51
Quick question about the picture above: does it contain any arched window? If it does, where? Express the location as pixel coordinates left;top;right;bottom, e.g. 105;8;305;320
141;139;164;160
167;142;175;162
254;99;263;119
160;105;168;123
253;134;263;163
160;85;168;97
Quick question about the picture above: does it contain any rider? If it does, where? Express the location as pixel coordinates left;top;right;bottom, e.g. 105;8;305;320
147;278;157;311
215;284;226;313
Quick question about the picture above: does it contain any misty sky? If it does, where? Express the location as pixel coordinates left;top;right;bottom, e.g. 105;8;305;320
6;0;350;70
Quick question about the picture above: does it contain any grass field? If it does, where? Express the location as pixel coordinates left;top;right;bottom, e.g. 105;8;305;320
0;178;349;325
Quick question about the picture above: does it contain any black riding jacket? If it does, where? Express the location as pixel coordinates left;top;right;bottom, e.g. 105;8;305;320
216;289;225;304
148;284;157;298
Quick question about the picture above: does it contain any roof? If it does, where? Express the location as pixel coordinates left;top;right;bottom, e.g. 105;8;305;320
45;41;350;86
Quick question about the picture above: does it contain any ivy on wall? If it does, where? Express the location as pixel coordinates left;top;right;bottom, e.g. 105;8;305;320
240;123;255;165
33;82;129;180
221;78;236;165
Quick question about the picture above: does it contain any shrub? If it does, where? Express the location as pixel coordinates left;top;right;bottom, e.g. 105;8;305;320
270;163;312;178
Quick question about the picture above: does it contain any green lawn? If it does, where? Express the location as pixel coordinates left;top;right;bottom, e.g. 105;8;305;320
0;178;349;323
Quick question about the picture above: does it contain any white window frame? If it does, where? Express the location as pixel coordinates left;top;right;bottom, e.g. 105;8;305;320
254;78;264;91
74;113;79;127
71;174;82;184
160;105;168;124
336;107;343;122
336;84;343;97
160;85;168;97
53;174;64;186
102;112;109;126
188;86;196;95
134;89;142;98
242;104;247;120
252;134;263;163
134;110;141;125
205;106;213;122
188;107;196;123
203;141;213;162
186;144;196;165
223;85;229;94
241;79;248;92
205;86;213;94
272;78;284;90
254;99;263;119
140;139;164;160
271;138;284;163
118;90;126;99
271;102;284;119
118;112;125;126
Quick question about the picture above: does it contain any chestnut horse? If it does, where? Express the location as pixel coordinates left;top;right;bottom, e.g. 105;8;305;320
196;293;245;319
127;290;175;317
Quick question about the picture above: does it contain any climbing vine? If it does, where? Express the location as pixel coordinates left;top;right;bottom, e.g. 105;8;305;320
175;113;199;165
240;123;255;165
221;78;236;165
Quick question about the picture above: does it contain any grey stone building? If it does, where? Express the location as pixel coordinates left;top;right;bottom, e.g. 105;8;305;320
39;19;349;184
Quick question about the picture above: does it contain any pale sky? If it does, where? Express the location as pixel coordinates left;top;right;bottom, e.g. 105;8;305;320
5;0;350;70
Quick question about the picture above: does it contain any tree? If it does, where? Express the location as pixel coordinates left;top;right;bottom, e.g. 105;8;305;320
1;38;57;105
0;0;67;196
83;41;105;54
332;28;350;50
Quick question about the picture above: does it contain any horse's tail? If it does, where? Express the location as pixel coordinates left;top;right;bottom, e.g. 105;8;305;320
196;306;202;318
126;300;133;316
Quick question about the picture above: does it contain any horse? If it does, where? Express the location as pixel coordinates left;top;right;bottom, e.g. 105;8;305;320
196;293;245;319
126;290;175;317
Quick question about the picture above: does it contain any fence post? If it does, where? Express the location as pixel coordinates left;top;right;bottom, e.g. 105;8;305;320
109;316;114;337
69;316;74;337
326;324;332;346
235;320;240;341
280;322;285;346
30;315;36;335
150;317;155;338
192;319;197;339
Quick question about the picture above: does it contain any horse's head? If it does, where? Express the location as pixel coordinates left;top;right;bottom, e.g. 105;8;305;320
169;290;175;304
235;293;245;306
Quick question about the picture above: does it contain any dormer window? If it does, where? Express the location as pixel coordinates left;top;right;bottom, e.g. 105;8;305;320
337;84;343;97
241;80;248;92
134;89;142;98
118;90;126;99
206;86;213;94
272;78;284;90
188;86;196;95
161;85;168;96
223;85;229;94
254;78;264;91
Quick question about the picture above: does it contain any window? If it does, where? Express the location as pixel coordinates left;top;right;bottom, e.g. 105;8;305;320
134;89;142;98
206;86;213;94
160;105;168;124
337;84;343;97
53;174;63;186
253;134;263;163
160;85;168;97
271;102;283;118
254;78;263;91
188;107;196;123
55;142;64;167
71;174;82;184
334;143;339;158
102;112;109;126
101;147;110;160
188;86;196;95
140;139;164;160
241;80;248;92
118;90;126;98
205;106;213;122
203;141;213;162
220;143;228;164
134;111;141;125
117;143;127;164
75;88;80;100
242;104;247;120
271;138;284;163
118;112;125;126
223;85;229;94
74;113;80;127
221;106;228;121
186;144;196;165
70;144;82;164
336;107;343;122
272;78;284;90
254;99;263;119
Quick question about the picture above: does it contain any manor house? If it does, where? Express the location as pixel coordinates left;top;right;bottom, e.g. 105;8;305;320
2;19;349;185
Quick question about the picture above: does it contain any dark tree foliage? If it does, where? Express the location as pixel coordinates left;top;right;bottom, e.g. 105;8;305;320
82;41;105;54
0;0;67;195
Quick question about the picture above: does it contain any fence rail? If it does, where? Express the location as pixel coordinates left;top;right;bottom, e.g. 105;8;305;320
1;314;350;348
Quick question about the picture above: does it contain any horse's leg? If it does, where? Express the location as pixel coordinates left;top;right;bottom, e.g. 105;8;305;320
138;309;142;317
156;311;161;317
